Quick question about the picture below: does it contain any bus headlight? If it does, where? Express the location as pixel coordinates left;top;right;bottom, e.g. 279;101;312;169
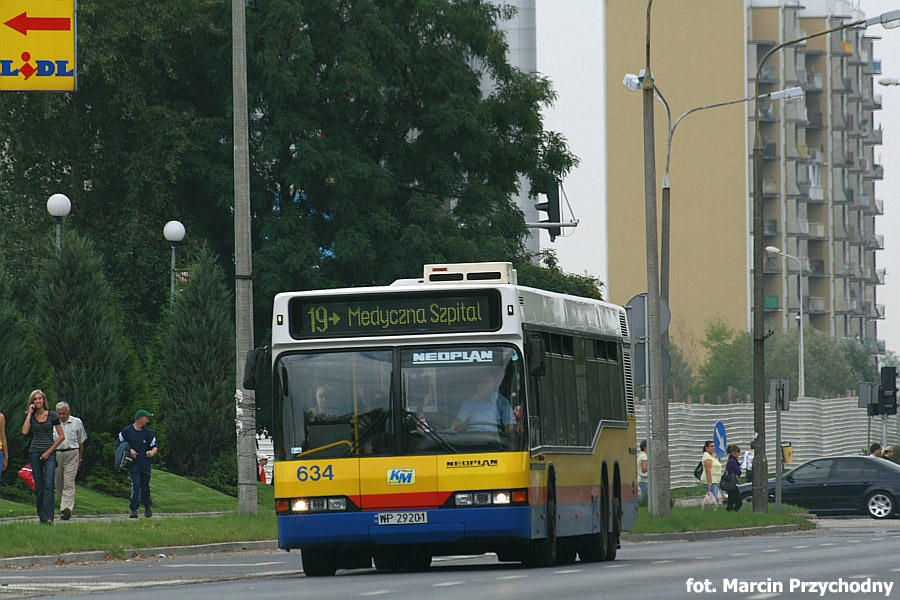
291;498;310;512
492;491;511;504
328;498;346;511
455;493;473;506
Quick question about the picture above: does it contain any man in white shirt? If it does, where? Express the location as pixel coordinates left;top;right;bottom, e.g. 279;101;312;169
53;402;88;520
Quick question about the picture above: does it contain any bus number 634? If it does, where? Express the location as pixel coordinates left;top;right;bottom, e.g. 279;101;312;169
297;465;334;481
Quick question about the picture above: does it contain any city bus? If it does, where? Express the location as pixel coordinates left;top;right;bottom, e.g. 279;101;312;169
259;262;638;576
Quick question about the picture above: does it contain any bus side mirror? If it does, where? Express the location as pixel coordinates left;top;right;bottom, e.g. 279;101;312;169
242;348;269;390
526;335;545;377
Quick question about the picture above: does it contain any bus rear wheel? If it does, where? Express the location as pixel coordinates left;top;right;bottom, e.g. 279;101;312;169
302;548;337;577
604;489;620;561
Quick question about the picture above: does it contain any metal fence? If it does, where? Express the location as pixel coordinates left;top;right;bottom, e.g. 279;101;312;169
635;396;898;488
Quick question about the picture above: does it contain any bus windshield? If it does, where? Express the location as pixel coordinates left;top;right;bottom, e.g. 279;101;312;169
273;345;527;460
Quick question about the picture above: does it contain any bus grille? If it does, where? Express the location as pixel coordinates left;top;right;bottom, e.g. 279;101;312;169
619;311;635;414
622;350;635;414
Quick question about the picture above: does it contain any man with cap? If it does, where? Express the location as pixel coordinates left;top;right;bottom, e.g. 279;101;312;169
118;410;158;518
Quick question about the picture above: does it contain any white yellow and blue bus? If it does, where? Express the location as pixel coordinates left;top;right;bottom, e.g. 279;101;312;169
264;262;638;576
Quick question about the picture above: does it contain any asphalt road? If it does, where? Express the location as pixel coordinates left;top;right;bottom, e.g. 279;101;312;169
2;517;898;600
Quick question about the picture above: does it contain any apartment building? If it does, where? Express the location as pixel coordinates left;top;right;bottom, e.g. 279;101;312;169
606;0;885;361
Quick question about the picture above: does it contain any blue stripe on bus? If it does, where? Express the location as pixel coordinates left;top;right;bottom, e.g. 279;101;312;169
278;506;532;547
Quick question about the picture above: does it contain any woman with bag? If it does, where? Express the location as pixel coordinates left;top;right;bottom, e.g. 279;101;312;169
702;440;722;508
21;390;65;524
724;444;743;512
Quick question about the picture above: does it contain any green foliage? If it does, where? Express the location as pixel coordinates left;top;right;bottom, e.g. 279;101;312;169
191;449;239;497
154;248;234;478
32;231;129;437
515;250;603;299
0;252;56;480
631;505;813;534
695;318;752;399
247;0;577;330
696;317;878;400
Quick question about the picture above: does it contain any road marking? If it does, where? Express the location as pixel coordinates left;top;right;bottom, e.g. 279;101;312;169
652;560;673;564
161;562;285;568
848;574;874;579
497;575;526;580
433;581;465;587
891;567;900;572
747;594;780;600
793;545;810;549
360;591;393;596
604;564;627;568
820;543;836;546
731;553;749;556
762;549;780;553
847;540;861;543
555;569;582;574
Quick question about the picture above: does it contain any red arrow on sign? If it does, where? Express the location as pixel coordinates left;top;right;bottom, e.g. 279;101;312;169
3;12;72;36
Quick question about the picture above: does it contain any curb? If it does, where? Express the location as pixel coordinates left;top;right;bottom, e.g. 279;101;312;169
622;523;803;543
0;540;279;569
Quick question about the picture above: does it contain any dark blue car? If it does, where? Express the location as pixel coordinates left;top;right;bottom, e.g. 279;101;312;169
736;456;900;519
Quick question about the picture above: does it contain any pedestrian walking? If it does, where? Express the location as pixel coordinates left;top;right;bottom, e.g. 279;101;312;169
741;441;755;484
702;440;722;506
724;444;743;512
21;390;65;524
869;443;882;457
53;402;87;520
118;410;158;518
637;440;648;504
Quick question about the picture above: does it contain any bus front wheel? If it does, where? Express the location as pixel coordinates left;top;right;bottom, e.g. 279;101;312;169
522;474;558;568
302;548;337;577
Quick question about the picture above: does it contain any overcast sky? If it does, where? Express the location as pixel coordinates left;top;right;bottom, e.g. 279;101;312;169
536;0;900;355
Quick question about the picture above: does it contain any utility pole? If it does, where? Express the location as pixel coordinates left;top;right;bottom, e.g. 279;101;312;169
233;0;257;514
642;0;669;517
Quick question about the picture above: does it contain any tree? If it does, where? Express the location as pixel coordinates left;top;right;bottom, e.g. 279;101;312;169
515;251;603;299
0;253;55;473
695;318;752;400
32;231;129;438
246;0;579;331
697;316;879;401
154;248;235;478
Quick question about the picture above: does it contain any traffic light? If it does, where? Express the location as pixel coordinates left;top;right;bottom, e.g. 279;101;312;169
534;183;562;241
880;366;898;416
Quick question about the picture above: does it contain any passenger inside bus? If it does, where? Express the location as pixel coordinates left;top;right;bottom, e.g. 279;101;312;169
451;371;515;433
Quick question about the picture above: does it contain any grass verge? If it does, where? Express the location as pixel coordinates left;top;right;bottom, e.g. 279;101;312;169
2;470;275;518
0;512;277;559
630;504;814;534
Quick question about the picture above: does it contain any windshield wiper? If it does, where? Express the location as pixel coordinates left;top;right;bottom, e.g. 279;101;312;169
408;412;458;454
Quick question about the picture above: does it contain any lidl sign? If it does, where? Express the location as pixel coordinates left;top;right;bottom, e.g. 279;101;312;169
1;0;76;91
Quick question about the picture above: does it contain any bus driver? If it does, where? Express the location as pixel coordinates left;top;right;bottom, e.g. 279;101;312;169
451;371;515;433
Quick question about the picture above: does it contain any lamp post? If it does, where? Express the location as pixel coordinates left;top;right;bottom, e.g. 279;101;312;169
751;9;900;513
637;0;669;518
622;74;803;305
766;246;804;398
163;221;186;303
46;193;71;250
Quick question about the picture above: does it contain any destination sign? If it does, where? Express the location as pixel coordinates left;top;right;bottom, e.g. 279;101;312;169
289;291;500;339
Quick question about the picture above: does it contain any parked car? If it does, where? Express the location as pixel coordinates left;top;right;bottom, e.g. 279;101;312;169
736;456;900;519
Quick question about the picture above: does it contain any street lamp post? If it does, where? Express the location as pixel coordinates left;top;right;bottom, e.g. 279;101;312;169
622;74;802;306
163;221;186;304
638;0;669;518
751;9;900;513
46;193;71;250
766;246;804;398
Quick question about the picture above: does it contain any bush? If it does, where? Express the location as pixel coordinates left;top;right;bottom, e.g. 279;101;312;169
190;450;238;497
